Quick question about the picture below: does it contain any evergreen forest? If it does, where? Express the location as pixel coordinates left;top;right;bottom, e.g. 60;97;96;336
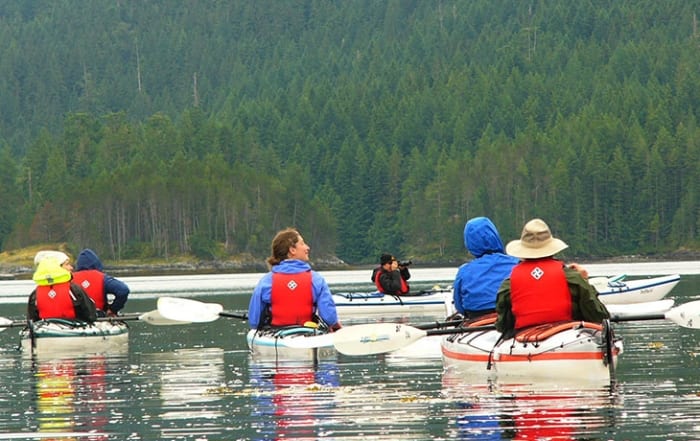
0;0;698;264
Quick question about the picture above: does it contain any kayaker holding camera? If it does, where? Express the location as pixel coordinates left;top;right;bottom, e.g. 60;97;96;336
371;253;411;295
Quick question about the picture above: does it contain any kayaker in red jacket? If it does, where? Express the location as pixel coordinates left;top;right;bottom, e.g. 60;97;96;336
495;218;609;337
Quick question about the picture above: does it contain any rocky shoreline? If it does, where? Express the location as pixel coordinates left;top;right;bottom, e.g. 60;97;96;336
1;250;698;280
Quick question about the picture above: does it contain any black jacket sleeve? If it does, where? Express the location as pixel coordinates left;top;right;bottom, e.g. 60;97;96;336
70;282;98;323
27;290;39;321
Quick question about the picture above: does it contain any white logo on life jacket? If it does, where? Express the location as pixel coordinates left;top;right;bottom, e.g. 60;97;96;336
287;280;298;290
48;289;57;299
81;280;91;289
530;267;544;280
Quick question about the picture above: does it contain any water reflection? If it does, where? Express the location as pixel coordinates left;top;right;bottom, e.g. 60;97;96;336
146;347;226;439
442;368;618;440
0;272;696;440
28;351;123;441
248;358;340;440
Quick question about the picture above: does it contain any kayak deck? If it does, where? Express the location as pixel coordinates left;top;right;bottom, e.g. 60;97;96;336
441;315;622;383
247;326;336;360
333;289;452;318
20;318;129;354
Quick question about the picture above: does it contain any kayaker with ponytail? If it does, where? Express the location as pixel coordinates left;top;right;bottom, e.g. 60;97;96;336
27;256;97;323
495;218;609;338
248;227;341;331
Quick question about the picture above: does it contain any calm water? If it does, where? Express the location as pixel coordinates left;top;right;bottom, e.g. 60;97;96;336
0;265;699;440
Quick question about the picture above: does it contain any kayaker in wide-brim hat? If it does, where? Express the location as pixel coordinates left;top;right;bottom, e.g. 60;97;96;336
495;218;609;337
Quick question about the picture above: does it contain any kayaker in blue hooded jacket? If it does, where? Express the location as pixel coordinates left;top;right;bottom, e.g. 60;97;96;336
453;217;519;319
248;228;341;331
72;248;130;317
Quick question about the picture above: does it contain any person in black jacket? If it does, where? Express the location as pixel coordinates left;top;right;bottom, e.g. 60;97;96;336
371;253;411;295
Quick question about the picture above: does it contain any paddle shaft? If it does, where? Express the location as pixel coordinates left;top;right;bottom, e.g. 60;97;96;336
0;310;177;328
422;314;677;335
0;316;137;328
611;314;666;322
219;311;248;320
414;319;463;330
425;324;496;336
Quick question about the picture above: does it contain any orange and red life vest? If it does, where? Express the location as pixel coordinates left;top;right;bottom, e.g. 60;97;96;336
270;271;314;326
509;258;572;330
72;269;106;310
35;282;77;319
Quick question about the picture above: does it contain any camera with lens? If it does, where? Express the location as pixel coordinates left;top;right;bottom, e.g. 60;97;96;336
398;260;412;267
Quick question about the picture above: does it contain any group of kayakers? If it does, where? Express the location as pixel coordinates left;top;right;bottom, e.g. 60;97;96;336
28;216;609;339
27;249;130;324
248;217;610;337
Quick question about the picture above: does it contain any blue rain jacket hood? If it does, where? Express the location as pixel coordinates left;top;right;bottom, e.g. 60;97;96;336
464;217;506;258
73;248;131;314
76;248;103;271
453;217;519;314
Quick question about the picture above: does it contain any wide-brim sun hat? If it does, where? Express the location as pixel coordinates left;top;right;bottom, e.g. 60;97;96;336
505;218;568;259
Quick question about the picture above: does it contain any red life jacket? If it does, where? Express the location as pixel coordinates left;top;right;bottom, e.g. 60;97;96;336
374;268;409;294
270;271;314;326
374;268;385;292
35;282;77;319
509;258;572;330
72;269;106;310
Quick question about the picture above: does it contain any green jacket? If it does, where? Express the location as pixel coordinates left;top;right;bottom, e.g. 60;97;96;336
495;263;610;337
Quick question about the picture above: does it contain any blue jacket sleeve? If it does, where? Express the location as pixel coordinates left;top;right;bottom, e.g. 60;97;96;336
104;275;130;313
452;267;465;314
312;272;340;327
248;273;273;328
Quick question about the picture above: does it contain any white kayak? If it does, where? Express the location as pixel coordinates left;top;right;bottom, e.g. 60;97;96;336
246;326;335;360
20;318;129;353
592;274;680;304
332;288;452;318
605;299;674;318
441;318;622;383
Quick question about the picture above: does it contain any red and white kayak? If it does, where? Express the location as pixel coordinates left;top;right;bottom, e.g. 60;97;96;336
440;316;622;383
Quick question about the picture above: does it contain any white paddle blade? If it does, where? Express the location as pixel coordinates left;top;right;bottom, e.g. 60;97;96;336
138;310;191;325
333;323;427;356
665;300;700;329
157;297;223;323
0;317;13;332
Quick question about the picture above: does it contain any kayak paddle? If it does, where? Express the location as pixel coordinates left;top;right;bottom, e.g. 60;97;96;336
333;300;700;356
0;309;191;330
156;296;247;322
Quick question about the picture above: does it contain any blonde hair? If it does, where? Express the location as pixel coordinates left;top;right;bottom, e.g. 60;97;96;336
267;228;301;267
